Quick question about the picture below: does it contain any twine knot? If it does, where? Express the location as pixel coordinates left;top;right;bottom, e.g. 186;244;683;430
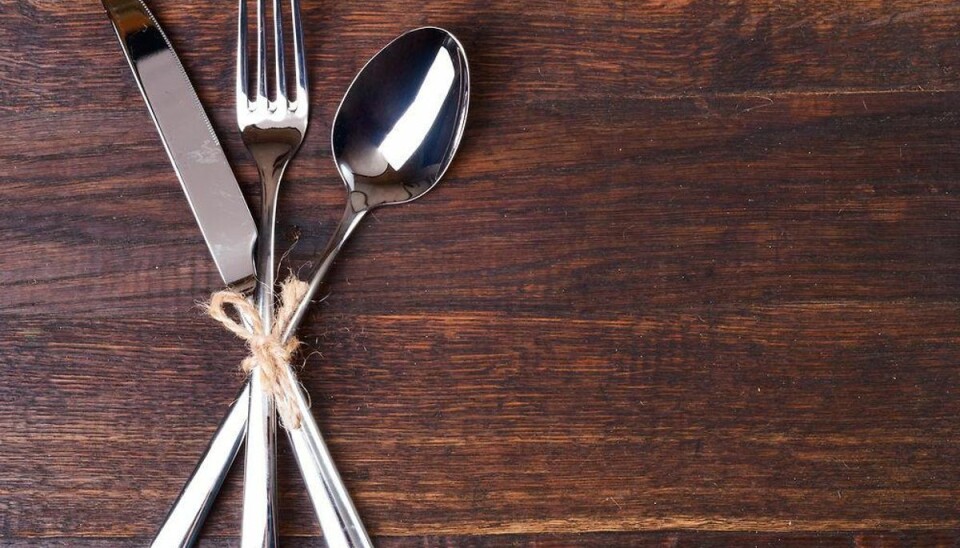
206;276;310;429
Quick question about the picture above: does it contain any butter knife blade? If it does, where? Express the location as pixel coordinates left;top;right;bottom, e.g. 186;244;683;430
102;0;257;290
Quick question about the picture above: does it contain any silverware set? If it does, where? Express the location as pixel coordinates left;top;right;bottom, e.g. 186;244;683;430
101;1;470;546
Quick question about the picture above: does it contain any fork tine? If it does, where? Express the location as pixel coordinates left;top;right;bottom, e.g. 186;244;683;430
272;0;287;103
290;0;307;108
256;0;268;102
236;0;249;109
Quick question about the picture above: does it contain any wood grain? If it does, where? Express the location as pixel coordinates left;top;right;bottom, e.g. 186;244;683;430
2;0;960;545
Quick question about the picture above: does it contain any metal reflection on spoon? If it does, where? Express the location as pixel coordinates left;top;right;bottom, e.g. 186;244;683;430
327;26;469;220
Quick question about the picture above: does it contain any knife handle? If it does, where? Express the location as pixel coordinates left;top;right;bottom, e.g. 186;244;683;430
152;383;249;548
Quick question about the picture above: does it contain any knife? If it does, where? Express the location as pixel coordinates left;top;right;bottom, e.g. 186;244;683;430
102;0;257;290
101;0;257;545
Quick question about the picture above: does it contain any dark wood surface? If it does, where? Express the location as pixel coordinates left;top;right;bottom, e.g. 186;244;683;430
2;0;960;545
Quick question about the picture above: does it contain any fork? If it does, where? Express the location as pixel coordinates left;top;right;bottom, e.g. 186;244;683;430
237;0;308;545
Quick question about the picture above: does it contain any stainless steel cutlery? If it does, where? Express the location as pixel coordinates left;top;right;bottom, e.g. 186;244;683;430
101;1;470;546
235;0;309;544
102;0;257;291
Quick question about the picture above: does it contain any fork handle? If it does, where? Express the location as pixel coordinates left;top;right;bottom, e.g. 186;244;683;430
245;132;284;548
243;367;279;548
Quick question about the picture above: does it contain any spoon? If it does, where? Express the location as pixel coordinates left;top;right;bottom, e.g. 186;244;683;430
283;26;470;335
152;26;470;548
281;27;469;545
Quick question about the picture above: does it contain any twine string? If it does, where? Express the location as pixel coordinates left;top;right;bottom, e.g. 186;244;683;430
206;276;310;429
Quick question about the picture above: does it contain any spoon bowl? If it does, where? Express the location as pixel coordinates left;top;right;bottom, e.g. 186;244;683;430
332;26;470;211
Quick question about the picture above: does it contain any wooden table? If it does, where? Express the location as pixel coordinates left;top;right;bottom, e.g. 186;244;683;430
2;1;959;545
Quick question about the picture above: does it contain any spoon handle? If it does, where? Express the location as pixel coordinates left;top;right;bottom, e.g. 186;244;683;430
281;202;372;547
284;201;367;340
286;376;373;548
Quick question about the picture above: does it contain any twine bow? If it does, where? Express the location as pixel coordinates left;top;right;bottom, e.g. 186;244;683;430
206;276;310;429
